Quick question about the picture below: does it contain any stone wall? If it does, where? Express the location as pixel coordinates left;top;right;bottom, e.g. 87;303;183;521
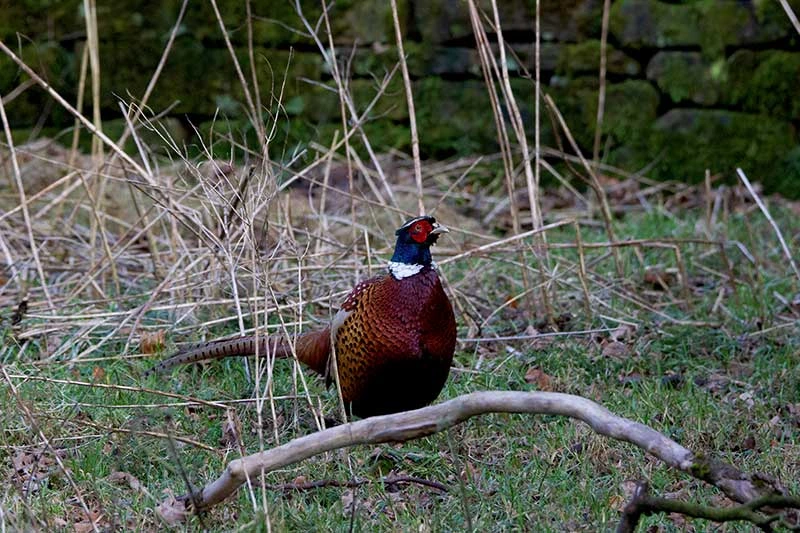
1;0;799;195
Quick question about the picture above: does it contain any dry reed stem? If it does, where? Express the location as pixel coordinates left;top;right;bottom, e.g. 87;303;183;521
0;77;36;106
736;168;800;284
389;0;424;216
593;0;612;162
295;1;403;236
779;0;800;35
440;219;572;265
573;220;593;317
209;0;262;143
69;43;89;168
320;2;359;252
489;0;553;321
534;0;541;191
245;0;265;161
543;94;623;279
81;0;122;294
467;1;538;321
670;244;692;309
0;94;53;309
7;374;230;410
488;0;542;229
41;414;216;452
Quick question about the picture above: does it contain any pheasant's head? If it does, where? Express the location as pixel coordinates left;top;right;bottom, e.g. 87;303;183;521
388;215;449;279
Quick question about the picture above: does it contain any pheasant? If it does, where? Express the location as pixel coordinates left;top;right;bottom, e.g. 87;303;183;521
146;216;457;418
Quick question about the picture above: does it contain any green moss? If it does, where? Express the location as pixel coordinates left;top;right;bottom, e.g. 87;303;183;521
610;0;793;56
773;146;800;199
688;455;712;480
348;42;435;78
557;40;641;77
600;80;661;144
545;79;658;154
646;52;722;105
610;0;700;49
414;78;499;157
331;0;403;43
0;0;81;40
695;1;750;58
622;109;799;195
727;51;800;120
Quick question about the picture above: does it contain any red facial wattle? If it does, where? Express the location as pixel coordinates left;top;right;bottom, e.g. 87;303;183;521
410;220;433;243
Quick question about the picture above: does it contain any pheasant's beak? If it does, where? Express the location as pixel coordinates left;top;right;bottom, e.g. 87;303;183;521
430;223;449;236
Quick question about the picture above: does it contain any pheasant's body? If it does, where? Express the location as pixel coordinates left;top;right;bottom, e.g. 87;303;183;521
333;267;455;417
146;216;457;418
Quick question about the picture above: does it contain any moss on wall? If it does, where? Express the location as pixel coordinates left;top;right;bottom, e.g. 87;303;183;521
646;52;724;106
726;50;800;120
610;0;795;55
2;0;800;196
642;109;795;192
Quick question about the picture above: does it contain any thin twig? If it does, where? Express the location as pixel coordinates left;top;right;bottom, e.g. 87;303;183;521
736;168;800;283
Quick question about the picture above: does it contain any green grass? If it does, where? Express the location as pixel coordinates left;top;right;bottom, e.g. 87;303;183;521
1;200;799;532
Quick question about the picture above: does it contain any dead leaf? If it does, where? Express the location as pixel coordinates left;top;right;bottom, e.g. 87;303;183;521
644;268;677;290
660;371;684;389
91;366;105;381
156;492;190;525
11;448;61;495
525;326;555;350
667;512;690;528
72;509;104;533
524;367;553;391
220;410;242;449
602;340;630;359
619;480;639;503
608;493;625;512
140;330;166;354
341;489;357;516
108;471;150;497
460;462;478;483
738;391;755;409
618;372;643;387
608;324;637;343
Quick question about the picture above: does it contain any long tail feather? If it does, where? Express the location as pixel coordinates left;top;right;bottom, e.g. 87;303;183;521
144;328;331;377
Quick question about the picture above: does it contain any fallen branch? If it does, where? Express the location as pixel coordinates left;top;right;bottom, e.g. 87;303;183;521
161;391;791;522
618;481;800;533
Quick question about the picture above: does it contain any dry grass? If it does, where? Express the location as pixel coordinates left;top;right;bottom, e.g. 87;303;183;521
1;4;799;531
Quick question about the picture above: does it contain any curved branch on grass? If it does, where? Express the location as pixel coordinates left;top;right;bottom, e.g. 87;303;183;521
160;391;791;521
